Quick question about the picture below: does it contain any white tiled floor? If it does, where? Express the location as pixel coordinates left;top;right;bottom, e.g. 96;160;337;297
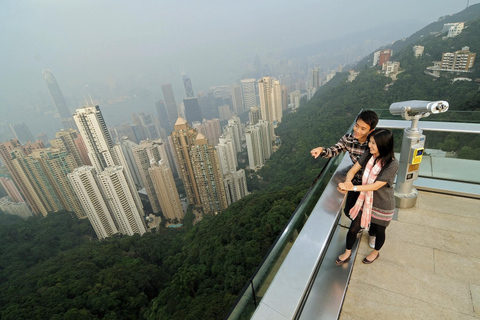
340;191;480;319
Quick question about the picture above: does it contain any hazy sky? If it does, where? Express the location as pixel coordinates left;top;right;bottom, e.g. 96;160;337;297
0;0;478;112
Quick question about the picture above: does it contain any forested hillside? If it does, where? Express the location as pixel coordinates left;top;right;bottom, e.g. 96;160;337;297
1;7;480;320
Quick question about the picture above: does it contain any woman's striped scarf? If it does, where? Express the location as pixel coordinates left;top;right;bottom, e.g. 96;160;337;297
349;155;383;228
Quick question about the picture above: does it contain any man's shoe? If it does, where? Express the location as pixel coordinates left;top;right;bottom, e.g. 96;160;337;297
369;236;376;249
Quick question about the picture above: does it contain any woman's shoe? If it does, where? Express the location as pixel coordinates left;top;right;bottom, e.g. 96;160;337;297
362;253;379;264
335;255;351;265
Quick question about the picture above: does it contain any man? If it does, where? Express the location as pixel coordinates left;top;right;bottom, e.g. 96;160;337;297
310;110;379;247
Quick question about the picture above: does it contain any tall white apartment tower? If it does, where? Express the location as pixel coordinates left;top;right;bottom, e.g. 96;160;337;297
223;169;249;205
68;166;119;240
241;78;257;111
245;120;272;170
225;116;243;153
258;77;282;140
72;105;146;238
97;166;146;236
216;133;238;175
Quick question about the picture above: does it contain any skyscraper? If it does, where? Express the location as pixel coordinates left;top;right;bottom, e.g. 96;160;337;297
249;106;261;125
231;84;244;115
9;122;35;144
227;116;243;153
10;148;64;216
72;105;146;238
312;67;321;91
245;120;272;170
42;70;75;130
68;166;119;239
161;83;178;129
223;169;249;205
190;133;228;214
0;176;24;203
182;75;194;98
50;129;86;167
149;159;184;221
155;100;172;134
258;76;282;140
30;148;85;218
171;118;201;207
0;139;45;215
132;139;169;214
118;137;143;188
183;97;203;124
196;118;221;146
97;166;146;236
216;134;238;175
241;78;256;111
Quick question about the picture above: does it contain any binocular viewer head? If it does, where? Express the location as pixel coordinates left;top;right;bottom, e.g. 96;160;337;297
390;100;449;117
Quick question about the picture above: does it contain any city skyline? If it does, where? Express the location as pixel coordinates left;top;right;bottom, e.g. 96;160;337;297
1;1;476;121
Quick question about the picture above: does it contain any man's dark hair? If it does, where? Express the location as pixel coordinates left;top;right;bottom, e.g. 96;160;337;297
356;110;379;130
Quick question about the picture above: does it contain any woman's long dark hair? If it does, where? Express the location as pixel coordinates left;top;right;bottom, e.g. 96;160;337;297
369;129;395;167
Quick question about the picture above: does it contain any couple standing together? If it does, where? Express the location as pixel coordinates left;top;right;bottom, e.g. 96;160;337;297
310;111;398;265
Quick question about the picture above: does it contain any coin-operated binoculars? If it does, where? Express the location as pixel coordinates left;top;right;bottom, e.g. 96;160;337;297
389;100;449;208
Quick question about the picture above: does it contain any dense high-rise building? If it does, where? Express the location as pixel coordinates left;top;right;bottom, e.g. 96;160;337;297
241;78;257;111
110;123;139;144
282;85;288;111
190;133;228;214
223;169;249;205
218;104;232;121
149;159;184;222
137;112;161;140
0;176;24;203
97;166;147;236
30;148;85;218
196;118;221;146
72;105;146;238
68;166;119;239
50;129;86;167
249;106;261;125
0;121;15;142
216;134;237;175
183;97;203;124
9;122;35;144
132;139;170;214
171;118;201;207
231;84;244;115
245;120;272;170
155;100;172;134
0;139;45;215
312;67;321;91
258;76;282;140
182;75;194;98
225;116;243;153
42;70;75;130
118;137;143;188
161;83;178;129
10;148;64;216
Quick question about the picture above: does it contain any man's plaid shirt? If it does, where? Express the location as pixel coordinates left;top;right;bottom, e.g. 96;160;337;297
319;132;369;182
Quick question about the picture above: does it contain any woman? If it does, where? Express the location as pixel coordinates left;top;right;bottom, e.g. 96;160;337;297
336;129;398;265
